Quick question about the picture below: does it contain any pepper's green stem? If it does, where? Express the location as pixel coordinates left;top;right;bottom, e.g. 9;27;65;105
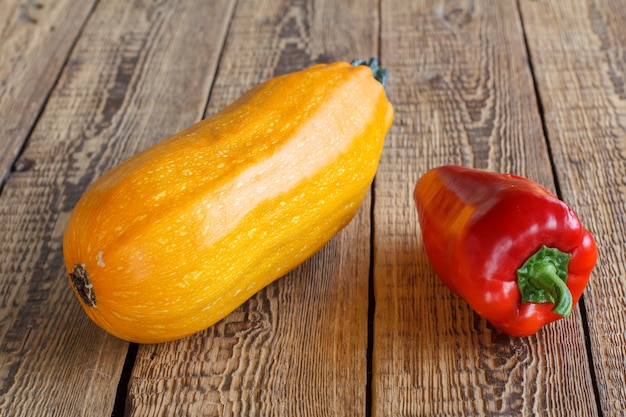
351;58;388;88
517;246;573;317
526;261;572;316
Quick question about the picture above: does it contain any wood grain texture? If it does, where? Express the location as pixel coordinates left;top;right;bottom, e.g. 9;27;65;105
2;0;624;415
374;0;597;415
0;0;234;415
126;0;380;415
0;0;95;185
129;227;371;416
520;0;626;415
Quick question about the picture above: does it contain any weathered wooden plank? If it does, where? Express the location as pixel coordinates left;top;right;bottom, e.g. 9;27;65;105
374;0;598;416
0;0;95;185
126;0;380;415
0;1;234;415
128;228;372;416
520;0;626;414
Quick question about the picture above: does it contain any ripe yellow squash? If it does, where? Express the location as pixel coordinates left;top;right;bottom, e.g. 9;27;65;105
63;60;394;343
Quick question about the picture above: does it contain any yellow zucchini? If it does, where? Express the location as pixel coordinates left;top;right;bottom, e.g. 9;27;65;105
63;59;394;343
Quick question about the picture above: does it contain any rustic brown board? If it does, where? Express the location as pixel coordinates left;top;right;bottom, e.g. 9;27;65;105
520;0;626;414
374;0;598;416
0;1;234;415
124;0;380;415
3;0;625;415
0;0;96;185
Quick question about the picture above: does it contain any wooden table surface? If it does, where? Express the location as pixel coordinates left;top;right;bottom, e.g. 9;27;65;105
1;0;625;416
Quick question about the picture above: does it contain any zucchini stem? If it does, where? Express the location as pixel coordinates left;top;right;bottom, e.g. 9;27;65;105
70;263;97;307
351;58;388;88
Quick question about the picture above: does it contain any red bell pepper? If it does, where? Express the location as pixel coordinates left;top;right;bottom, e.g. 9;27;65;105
413;165;597;337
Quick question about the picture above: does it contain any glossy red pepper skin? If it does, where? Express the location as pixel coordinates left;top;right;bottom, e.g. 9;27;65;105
414;165;597;337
